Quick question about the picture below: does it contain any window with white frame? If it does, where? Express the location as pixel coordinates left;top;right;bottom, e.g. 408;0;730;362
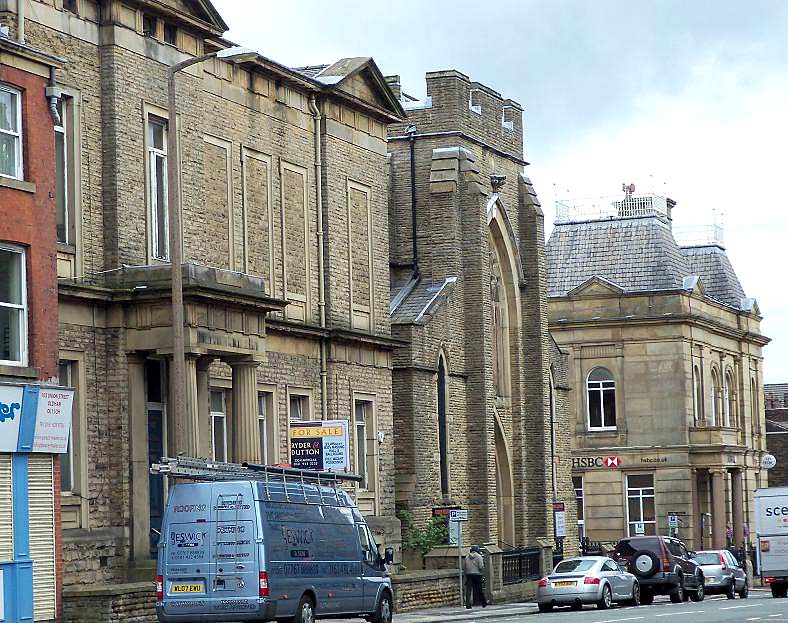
0;85;22;179
0;245;26;365
59;360;76;493
587;367;616;430
147;115;169;260
55;98;70;244
626;474;656;536
210;390;227;462
354;399;376;491
724;370;735;427
573;476;585;540
693;365;703;425
258;391;274;464
288;393;310;422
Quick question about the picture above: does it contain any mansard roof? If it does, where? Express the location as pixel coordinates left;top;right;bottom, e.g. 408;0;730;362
545;215;752;313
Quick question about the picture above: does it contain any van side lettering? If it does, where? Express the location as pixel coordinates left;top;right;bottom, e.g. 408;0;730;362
764;506;788;517
173;504;207;513
281;526;314;546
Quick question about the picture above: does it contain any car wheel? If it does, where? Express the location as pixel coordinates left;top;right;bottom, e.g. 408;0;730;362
538;603;553;613
631;550;660;578
640;588;654;605
669;578;685;603
726;579;736;600
294;595;315;623
371;592;393;623
738;582;749;599
597;584;612;610
690;579;705;602
629;582;641;606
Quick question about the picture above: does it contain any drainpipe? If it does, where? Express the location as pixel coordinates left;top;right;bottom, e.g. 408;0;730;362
16;0;25;43
309;94;328;420
46;67;61;126
405;125;419;276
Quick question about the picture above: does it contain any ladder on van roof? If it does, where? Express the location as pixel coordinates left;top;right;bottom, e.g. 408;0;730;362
150;456;362;507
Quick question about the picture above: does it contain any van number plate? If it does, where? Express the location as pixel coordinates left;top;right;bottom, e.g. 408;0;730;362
172;583;203;593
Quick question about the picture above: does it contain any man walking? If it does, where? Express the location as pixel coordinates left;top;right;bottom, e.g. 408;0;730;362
463;546;488;608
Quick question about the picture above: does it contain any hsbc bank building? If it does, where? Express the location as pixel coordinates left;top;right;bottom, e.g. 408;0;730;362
546;194;769;550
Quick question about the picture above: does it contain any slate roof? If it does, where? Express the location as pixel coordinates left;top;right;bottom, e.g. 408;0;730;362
390;277;457;324
545;215;750;309
681;245;745;308
546;217;690;296
295;64;330;79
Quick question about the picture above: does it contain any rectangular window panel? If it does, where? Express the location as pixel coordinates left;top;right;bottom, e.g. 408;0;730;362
355;403;367;488
289;394;308;422
0;247;25;364
59;361;74;492
0;87;20;179
210;390;226;462
588;391;602;428
602;388;616;427
148;117;168;260
258;391;270;464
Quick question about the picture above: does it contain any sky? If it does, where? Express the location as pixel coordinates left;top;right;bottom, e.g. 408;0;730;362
213;0;788;382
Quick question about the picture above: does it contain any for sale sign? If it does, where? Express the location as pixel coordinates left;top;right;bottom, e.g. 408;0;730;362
289;420;349;472
0;383;74;453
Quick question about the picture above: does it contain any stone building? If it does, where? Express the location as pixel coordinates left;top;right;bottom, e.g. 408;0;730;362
0;30;67;622
386;70;577;554
765;383;788;487
546;195;769;550
0;0;406;611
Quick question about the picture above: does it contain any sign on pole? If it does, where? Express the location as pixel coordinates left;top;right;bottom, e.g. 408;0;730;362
289;420;349;471
668;514;679;529
450;509;469;522
553;502;566;538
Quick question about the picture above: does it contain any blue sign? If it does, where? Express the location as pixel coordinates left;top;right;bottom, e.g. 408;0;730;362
0;383;74;454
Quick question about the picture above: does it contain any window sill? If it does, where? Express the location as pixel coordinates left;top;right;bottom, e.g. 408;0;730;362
0;363;38;378
0;176;36;193
587;428;618;434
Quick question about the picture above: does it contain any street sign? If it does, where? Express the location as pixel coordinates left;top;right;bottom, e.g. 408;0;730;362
554;509;567;538
668;514;679;528
449;509;468;522
762;454;777;470
635;522;645;535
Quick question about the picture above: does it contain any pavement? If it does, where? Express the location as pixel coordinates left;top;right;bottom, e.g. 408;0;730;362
334;588;787;622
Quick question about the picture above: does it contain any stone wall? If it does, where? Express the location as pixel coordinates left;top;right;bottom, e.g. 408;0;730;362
392;570;461;612
62;583;156;623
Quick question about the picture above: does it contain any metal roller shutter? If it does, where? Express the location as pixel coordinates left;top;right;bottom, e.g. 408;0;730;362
0;454;12;560
28;455;56;621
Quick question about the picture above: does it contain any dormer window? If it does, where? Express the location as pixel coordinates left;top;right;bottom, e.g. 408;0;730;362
142;14;157;38
164;23;177;46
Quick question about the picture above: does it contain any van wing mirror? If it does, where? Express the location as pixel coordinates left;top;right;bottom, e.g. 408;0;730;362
384;547;394;565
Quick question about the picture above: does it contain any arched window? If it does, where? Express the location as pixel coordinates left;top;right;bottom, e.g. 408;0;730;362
710;368;721;426
587;367;616;431
490;246;508;398
724;370;735;428
751;378;759;434
437;355;449;496
693;365;703;425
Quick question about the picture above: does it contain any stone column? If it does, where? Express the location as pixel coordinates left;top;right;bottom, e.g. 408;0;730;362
196;357;212;458
127;352;150;561
690;468;700;551
231;360;261;464
732;468;745;547
176;353;200;457
711;468;727;549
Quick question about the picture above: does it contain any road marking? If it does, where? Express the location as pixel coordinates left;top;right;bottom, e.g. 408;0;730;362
593;618;645;623
656;612;699;617
720;604;759;610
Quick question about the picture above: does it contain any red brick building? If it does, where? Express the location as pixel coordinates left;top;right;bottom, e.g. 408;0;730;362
0;31;65;622
766;383;788;487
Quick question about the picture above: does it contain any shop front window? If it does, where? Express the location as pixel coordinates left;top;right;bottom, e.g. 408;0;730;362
626;474;656;536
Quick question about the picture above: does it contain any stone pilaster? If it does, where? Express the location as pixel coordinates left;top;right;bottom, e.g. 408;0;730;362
196;357;212;458
231;360;261;464
178;354;200;457
731;468;744;547
711;468;727;549
127;352;149;561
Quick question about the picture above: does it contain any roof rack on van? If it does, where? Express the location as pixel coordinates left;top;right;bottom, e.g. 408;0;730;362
150;456;362;506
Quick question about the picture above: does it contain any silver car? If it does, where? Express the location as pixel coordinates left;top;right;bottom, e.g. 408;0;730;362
695;550;748;599
536;556;640;612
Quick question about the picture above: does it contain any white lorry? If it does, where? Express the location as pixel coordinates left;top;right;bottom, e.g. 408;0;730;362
754;487;788;597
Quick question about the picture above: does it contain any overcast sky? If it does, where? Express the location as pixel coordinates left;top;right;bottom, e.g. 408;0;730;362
214;0;788;383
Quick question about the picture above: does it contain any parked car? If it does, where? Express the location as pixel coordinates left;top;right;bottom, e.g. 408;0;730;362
536;556;640;612
612;536;704;604
695;550;748;599
155;464;394;622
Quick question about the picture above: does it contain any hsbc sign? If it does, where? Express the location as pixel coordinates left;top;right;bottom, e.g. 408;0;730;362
572;455;623;469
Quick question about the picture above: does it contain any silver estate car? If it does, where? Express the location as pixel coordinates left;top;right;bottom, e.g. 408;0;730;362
695;550;749;599
536;556;640;613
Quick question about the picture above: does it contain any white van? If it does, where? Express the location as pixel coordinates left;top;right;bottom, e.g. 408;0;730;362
153;457;394;622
